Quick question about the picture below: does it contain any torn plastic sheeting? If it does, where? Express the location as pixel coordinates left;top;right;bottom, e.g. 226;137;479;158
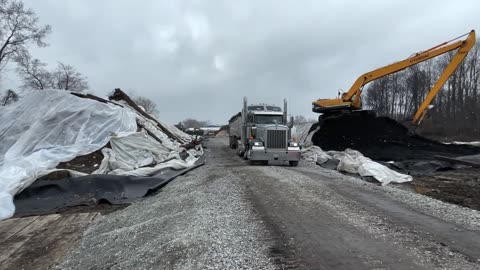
157;118;192;143
13;156;205;217
452;141;480;147
108;150;201;176
92;137;203;176
302;146;412;185
293;122;315;144
301;145;330;163
109;132;173;168
116;99;183;151
0;90;137;220
109;88;183;142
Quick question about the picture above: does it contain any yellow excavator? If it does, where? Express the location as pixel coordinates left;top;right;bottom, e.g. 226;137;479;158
312;30;476;126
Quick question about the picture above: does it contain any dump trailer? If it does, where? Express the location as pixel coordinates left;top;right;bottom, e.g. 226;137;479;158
229;97;301;166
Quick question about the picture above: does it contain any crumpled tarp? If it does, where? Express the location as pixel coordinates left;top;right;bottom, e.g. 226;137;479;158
292;122;315;144
450;141;480;147
0;90;201;220
302;145;412;185
0;90;137;219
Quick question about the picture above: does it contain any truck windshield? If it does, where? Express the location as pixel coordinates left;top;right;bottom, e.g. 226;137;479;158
254;115;284;124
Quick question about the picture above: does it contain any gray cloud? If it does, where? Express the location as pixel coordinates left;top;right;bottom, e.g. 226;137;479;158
5;0;480;124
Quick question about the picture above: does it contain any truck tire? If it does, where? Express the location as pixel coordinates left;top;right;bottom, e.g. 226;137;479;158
289;161;299;167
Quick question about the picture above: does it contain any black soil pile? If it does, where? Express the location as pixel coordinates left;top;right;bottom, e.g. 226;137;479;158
311;113;480;161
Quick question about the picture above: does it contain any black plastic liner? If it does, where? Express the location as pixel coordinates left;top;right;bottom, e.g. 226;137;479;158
13;156;205;216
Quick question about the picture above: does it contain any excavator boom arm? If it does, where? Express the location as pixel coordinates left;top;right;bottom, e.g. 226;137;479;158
313;30;476;125
344;32;474;101
412;31;476;124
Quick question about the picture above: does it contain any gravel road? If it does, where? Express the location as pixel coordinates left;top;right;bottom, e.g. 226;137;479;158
59;137;480;269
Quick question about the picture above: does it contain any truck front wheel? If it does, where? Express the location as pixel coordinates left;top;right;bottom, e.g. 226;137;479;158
289;161;299;167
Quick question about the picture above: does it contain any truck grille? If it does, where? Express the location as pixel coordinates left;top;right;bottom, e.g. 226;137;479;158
266;130;287;149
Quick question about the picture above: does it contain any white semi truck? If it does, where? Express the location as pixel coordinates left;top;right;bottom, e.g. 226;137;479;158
228;97;301;166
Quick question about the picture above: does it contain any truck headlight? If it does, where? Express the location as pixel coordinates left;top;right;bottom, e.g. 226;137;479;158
289;142;298;147
253;141;263;146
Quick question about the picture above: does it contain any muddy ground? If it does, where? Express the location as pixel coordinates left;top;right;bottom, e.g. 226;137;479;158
56;149;104;174
409;167;480;211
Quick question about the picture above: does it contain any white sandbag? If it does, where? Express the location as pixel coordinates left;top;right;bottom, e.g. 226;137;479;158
0;90;137;220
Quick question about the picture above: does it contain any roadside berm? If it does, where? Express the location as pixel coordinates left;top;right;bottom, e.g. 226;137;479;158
300;112;480;209
0;89;203;220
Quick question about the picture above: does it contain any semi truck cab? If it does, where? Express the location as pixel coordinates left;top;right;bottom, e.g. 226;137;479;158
229;98;301;166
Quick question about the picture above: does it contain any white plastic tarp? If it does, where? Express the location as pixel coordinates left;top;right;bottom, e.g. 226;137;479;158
104;131;203;175
452;141;480;147
293;122;315;145
302;146;412;185
0;90;137;220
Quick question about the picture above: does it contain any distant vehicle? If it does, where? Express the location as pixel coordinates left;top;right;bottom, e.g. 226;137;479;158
200;126;221;137
229;97;301;166
184;128;204;136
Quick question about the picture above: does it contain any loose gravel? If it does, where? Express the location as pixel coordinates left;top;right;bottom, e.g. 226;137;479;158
296;162;480;231
259;164;480;269
58;164;275;269
57;138;480;269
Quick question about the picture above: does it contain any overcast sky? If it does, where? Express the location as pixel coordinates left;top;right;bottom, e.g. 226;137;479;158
3;0;480;124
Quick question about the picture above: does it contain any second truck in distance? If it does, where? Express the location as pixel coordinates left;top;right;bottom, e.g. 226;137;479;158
229;97;301;166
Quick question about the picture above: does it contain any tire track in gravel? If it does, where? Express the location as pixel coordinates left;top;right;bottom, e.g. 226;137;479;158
290;166;480;263
206;138;302;269
231;160;480;269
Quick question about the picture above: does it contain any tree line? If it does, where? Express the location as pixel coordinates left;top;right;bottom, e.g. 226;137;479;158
0;0;159;114
364;41;480;140
0;0;87;99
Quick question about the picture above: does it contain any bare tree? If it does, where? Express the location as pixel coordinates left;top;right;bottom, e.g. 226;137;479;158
53;62;88;91
16;55;88;92
293;115;308;124
0;0;51;71
1;89;18;106
15;51;49;89
182;118;209;129
133;95;159;115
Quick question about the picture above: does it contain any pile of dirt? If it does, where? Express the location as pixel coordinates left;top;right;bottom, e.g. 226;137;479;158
215;125;229;136
311;113;480;161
